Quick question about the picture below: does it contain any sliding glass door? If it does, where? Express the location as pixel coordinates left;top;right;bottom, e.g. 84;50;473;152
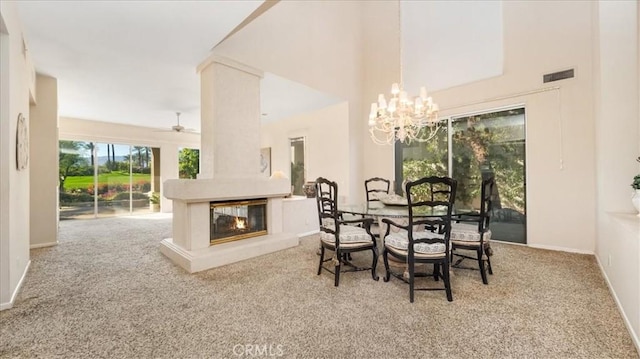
450;108;526;244
397;107;527;243
59;141;154;220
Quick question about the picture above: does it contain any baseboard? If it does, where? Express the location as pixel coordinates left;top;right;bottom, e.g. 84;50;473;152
298;229;319;238
492;240;594;255
30;241;58;249
526;243;593;255
0;260;31;311
160;233;299;273
595;255;640;354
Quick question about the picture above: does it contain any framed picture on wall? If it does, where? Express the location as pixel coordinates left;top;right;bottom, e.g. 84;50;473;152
260;147;271;177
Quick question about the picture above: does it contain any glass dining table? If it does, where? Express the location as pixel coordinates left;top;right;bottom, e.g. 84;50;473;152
338;201;474;237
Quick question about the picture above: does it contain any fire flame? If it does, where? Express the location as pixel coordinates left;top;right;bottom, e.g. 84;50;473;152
235;217;246;230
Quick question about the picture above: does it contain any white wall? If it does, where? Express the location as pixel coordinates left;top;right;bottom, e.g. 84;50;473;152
361;1;401;183
261;102;350;200
0;2;35;310
593;0;640;350
29;74;59;248
364;0;597;254
214;0;364;203
282;197;317;237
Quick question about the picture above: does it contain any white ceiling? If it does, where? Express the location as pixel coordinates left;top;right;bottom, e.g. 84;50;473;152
16;1;502;133
16;0;341;133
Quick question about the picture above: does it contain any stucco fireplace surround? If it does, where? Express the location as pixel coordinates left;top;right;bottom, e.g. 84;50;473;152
160;56;299;273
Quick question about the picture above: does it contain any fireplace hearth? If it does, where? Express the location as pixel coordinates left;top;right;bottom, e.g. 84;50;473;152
210;199;267;244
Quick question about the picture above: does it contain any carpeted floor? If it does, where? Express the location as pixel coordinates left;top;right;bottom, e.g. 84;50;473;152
0;214;638;358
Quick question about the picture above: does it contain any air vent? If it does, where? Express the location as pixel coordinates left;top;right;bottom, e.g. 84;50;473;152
543;69;574;83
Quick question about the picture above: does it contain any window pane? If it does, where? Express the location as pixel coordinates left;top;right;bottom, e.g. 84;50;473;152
131;146;153;214
398;125;448;195
451;108;526;243
290;137;305;196
58;140;95;219
96;143;131;217
179;148;200;179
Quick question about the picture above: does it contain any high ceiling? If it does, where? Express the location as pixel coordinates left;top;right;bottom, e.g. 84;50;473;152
16;0;341;133
16;1;502;133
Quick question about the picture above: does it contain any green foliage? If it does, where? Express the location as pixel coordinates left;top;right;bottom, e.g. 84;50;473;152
400;108;526;213
179;148;199;179
633;157;640;190
59;192;95;204
291;162;305;195
632;174;640;190
149;192;160;204
59;140;89;192
112;191;148;200
63;173;150;191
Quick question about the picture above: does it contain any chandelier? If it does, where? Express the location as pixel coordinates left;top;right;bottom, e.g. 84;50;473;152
368;2;441;145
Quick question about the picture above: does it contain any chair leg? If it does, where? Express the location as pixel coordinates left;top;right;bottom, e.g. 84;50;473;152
408;259;415;303
485;245;494;275
443;260;453;302
382;247;391;282
478;247;488;285
371;247;379;281
317;245;324;275
433;263;440;281
334;258;341;287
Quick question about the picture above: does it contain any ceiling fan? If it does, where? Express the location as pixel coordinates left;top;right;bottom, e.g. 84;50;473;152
172;112;187;132
159;112;197;133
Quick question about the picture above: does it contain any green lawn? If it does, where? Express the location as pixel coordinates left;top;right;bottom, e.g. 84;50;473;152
64;172;150;189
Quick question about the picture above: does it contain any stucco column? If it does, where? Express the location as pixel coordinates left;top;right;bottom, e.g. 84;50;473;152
197;56;263;179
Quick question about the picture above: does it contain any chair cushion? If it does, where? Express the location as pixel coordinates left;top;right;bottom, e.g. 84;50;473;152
450;222;491;242
368;192;387;200
320;224;373;244
384;231;446;254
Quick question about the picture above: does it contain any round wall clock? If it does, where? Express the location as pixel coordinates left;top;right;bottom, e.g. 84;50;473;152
16;113;28;171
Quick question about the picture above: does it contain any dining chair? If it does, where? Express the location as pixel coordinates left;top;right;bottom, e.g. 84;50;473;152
364;177;391;239
365;177;391;203
315;177;379;286
381;176;457;302
450;176;496;284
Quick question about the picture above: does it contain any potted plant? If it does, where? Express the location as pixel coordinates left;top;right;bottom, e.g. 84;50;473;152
149;192;160;212
632;157;640;216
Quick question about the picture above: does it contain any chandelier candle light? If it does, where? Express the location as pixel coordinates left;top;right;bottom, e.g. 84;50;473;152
368;1;441;145
368;84;440;145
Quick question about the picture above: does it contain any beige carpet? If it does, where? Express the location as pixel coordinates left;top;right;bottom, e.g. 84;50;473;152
0;214;637;358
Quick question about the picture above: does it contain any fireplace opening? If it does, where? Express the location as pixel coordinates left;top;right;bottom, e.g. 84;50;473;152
210;199;267;244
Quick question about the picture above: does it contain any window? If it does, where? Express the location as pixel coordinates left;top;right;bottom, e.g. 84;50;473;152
178;148;200;179
396;107;527;243
58;140;154;219
290;137;305;196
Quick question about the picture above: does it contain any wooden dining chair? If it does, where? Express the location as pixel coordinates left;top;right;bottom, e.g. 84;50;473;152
315;177;379;286
365;177;391;203
364;177;391;239
381;176;457;302
450;176;496;284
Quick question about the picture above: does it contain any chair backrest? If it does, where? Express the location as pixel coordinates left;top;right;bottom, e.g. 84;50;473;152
365;177;391;203
315;177;340;240
405;176;457;253
477;176;495;232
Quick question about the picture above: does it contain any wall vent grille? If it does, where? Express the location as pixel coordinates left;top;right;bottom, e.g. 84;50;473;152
543;69;574;83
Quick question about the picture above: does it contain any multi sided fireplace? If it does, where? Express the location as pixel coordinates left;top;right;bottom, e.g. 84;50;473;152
210;199;268;244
